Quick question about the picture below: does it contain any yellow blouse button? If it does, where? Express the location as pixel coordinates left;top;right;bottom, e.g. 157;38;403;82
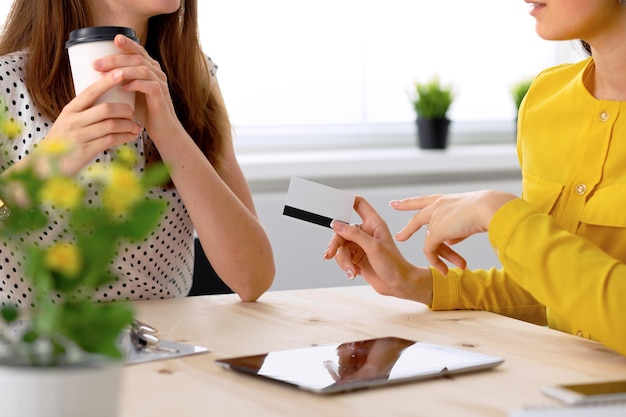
575;184;587;195
600;111;609;121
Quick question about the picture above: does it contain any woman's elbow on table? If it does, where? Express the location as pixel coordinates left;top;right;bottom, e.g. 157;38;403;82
235;257;276;302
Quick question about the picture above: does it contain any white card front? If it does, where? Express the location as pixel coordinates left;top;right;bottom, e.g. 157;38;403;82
283;177;355;228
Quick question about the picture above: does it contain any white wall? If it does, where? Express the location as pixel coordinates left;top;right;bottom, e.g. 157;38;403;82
0;3;9;26
200;1;580;130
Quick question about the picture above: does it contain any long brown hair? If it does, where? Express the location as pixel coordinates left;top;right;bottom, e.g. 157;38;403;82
0;0;228;168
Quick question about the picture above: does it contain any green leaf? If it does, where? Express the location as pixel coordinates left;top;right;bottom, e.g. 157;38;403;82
69;206;111;232
412;75;454;119
142;163;170;188
22;329;39;344
32;297;62;337
122;199;167;240
58;302;134;359
51;270;84;293
0;305;18;323
2;206;47;234
511;78;533;110
24;248;55;293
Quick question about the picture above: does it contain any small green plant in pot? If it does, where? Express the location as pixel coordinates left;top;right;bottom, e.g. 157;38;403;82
410;75;455;149
511;77;533;141
511;77;533;112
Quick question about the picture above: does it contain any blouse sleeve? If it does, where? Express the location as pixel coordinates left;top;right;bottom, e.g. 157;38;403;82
430;264;547;326
488;198;626;356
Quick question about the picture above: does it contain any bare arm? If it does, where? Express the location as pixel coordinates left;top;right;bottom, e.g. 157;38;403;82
98;35;275;301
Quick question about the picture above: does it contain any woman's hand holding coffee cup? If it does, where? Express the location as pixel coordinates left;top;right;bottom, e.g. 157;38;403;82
42;66;143;177
93;33;184;150
47;26;183;177
31;27;143;176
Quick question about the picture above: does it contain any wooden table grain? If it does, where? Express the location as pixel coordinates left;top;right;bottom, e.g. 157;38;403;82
119;285;626;417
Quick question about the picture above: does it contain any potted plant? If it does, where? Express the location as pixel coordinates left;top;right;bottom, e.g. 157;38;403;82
0;103;169;416
511;77;533;140
410;75;455;149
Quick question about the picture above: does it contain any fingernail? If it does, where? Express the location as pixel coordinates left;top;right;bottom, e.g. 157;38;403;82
389;200;400;207
330;220;345;232
322;249;329;260
117;34;126;44
111;70;123;81
346;269;356;280
92;59;103;70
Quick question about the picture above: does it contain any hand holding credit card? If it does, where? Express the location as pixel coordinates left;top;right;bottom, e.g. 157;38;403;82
283;177;355;228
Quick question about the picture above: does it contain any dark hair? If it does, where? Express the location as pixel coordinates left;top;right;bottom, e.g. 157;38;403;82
0;0;229;169
580;40;592;56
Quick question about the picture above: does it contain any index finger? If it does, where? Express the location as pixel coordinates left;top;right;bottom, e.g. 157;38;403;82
324;196;382;258
353;196;383;223
113;35;159;66
114;34;143;53
330;199;381;248
65;69;126;112
390;194;441;211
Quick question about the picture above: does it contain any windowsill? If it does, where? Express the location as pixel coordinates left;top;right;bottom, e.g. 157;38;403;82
234;120;521;192
233;120;515;153
239;143;520;193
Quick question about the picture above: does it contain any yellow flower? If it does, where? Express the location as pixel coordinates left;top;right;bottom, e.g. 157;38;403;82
116;146;138;166
45;242;82;278
37;138;73;156
82;165;107;185
39;176;83;209
0;119;21;139
103;164;142;216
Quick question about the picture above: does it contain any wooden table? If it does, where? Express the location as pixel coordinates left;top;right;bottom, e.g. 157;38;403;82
119;285;626;416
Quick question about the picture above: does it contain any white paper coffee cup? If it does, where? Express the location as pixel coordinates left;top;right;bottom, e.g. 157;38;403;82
66;26;139;109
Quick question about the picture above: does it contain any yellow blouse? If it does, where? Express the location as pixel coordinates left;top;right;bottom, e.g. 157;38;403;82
430;57;626;356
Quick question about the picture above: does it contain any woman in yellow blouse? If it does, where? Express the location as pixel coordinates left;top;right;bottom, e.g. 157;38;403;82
324;0;626;357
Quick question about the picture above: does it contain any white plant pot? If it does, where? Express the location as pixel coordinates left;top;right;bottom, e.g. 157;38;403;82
0;359;123;417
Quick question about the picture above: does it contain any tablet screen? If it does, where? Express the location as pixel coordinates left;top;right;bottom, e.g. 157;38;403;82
215;336;504;394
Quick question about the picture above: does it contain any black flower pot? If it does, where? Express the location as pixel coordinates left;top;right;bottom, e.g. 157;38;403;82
416;117;450;149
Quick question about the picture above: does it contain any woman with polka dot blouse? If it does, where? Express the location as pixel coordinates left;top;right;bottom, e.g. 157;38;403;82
0;0;275;308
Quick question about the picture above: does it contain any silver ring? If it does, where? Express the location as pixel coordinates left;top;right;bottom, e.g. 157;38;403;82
349;223;361;230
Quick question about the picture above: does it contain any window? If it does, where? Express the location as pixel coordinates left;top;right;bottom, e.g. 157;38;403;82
0;2;584;151
199;1;583;150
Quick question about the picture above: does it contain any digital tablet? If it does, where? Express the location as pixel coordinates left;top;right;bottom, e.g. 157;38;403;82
215;336;504;394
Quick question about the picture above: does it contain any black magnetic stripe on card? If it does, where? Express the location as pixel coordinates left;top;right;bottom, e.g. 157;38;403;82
283;205;333;228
